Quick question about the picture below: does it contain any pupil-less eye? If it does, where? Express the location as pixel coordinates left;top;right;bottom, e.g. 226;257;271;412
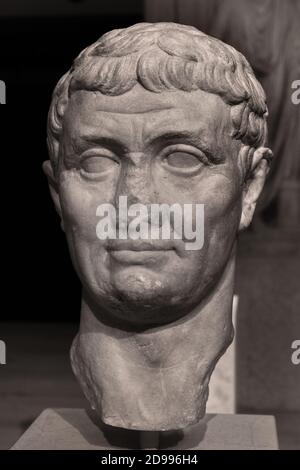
165;152;201;168
81;155;118;173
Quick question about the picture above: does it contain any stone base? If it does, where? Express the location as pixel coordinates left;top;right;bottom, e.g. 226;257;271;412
11;408;278;450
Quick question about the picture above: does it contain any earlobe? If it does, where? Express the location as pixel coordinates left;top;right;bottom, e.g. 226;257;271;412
42;160;65;231
239;147;272;231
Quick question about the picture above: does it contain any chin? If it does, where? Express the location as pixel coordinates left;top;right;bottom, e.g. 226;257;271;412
86;265;202;328
82;268;177;327
112;267;175;302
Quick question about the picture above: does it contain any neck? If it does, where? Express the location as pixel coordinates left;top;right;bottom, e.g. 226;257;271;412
71;249;236;431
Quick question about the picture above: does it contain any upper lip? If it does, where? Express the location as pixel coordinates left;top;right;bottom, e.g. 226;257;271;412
107;240;174;251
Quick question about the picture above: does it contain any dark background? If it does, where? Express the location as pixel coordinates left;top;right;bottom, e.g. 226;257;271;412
0;1;143;322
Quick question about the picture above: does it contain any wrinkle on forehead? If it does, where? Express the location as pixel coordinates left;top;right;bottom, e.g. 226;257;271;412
67;84;230;117
63;85;235;156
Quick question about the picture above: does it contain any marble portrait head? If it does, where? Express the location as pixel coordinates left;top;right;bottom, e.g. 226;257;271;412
43;23;272;432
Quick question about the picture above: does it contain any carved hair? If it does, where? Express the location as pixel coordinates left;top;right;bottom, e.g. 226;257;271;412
47;22;269;173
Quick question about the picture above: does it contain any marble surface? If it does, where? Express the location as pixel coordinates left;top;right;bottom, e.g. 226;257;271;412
12;408;278;450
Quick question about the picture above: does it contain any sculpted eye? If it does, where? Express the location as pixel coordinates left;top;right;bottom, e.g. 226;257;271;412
165;152;202;169
80;154;119;174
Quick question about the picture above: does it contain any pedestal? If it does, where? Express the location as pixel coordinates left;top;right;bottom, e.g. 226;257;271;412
11;408;278;450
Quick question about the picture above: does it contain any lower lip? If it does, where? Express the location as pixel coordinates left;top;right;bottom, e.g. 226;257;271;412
109;250;173;264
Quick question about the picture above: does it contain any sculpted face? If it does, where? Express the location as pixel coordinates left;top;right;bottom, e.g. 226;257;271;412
55;84;244;328
43;23;272;433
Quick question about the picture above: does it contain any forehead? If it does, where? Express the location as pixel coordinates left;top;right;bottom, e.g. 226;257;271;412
63;85;232;143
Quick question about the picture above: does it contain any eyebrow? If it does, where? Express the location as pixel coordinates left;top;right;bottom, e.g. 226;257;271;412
71;135;128;154
70;130;224;164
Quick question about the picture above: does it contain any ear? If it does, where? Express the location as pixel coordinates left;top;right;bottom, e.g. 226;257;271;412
239;147;273;231
42;160;65;231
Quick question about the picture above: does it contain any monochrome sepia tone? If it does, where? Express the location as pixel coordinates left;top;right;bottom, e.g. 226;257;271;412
43;23;272;432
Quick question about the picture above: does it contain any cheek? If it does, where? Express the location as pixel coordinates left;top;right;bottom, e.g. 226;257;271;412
57;172;114;291
204;174;242;224
175;171;242;271
156;167;242;230
202;173;242;269
58;171;115;241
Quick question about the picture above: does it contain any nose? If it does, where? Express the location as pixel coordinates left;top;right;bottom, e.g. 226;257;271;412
114;155;158;233
114;155;155;207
